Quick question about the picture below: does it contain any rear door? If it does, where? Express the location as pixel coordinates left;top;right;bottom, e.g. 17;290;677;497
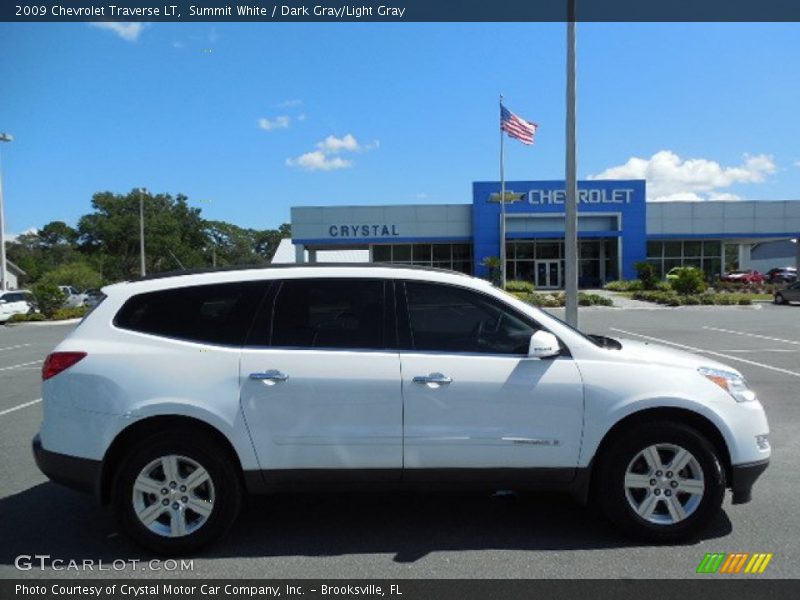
239;278;403;481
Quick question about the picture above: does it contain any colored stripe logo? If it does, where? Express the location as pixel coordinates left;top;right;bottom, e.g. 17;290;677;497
696;553;773;574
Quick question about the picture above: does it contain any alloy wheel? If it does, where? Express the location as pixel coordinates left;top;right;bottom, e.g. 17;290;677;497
132;454;215;538
623;443;705;525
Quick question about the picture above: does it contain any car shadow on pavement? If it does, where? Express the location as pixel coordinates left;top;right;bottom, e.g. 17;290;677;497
0;483;733;565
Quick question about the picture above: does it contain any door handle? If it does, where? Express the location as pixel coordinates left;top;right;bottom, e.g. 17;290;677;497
249;369;289;382
412;373;453;385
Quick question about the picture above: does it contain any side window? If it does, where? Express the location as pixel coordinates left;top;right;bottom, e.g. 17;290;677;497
271;279;386;350
404;281;537;355
114;282;267;346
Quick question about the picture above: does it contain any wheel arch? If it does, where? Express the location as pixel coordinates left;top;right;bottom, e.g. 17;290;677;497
588;407;732;496
98;415;244;505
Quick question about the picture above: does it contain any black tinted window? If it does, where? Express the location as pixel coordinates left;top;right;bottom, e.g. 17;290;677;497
405;281;536;354
271;279;385;349
115;282;266;345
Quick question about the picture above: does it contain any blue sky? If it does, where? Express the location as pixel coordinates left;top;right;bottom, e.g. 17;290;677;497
1;22;800;235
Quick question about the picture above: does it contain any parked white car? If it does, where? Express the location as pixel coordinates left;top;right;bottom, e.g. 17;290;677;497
0;289;37;323
58;285;88;308
34;265;770;554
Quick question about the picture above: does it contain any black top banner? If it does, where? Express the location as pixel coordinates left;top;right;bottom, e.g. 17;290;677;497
3;0;800;23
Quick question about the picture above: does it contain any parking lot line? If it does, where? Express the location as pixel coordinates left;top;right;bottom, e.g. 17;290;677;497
0;360;41;372
0;398;41;417
610;328;800;379
0;343;32;352
702;326;800;346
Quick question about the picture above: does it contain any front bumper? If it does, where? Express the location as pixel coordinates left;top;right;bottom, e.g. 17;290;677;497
32;434;102;498
730;459;769;504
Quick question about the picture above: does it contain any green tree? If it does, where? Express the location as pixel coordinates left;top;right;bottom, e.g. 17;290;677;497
78;190;208;281
39;262;103;291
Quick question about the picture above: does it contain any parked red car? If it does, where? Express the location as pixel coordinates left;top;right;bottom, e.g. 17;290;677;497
720;269;764;284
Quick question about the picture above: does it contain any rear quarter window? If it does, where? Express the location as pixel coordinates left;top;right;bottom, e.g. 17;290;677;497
114;282;267;346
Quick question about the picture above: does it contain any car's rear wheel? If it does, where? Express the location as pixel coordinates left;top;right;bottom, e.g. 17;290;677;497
597;422;725;542
774;294;785;305
113;432;242;555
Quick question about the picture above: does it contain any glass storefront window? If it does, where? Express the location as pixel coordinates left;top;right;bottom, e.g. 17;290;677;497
433;244;452;261
372;245;391;262
536;242;560;259
684;241;702;257
703;241;721;257
414;244;432;262
646;241;663;258
513;242;534;259
393;245;412;262
663;241;682;257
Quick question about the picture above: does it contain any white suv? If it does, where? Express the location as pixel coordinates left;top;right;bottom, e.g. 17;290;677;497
0;289;36;323
33;265;770;554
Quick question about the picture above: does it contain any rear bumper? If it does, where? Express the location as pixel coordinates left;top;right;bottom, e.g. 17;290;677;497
32;434;102;498
730;459;769;504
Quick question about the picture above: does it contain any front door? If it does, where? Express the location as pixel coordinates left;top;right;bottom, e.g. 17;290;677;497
536;260;561;289
399;281;584;474
239;278;402;480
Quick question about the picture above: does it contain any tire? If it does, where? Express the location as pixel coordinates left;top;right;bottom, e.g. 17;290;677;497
774;294;785;305
596;422;725;542
113;431;242;555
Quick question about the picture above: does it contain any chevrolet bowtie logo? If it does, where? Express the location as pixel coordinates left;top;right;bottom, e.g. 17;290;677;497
696;552;774;574
488;191;524;203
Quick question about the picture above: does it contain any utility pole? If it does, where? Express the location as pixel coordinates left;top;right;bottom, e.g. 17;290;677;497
564;3;579;327
0;133;13;292
139;187;147;277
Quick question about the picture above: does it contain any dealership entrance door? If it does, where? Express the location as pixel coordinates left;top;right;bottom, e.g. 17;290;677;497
535;260;561;289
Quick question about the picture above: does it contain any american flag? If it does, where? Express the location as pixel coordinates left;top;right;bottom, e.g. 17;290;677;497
501;104;538;145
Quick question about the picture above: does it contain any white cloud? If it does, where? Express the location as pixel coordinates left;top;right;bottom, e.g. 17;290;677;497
316;134;359;153
89;22;146;42
7;227;38;242
257;116;291;131
287;133;378;171
285;151;352;171
793;160;800;168
277;99;303;108
297;114;306;122
589;150;776;202
172;41;185;49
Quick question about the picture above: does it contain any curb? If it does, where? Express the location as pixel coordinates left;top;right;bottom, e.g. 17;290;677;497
3;318;82;327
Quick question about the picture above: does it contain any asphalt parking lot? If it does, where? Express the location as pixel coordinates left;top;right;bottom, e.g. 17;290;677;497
0;304;798;579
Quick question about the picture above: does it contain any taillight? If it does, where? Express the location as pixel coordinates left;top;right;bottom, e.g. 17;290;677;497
42;352;87;381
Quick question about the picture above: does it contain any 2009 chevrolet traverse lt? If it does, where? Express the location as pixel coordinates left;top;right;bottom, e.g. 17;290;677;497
33;265;770;554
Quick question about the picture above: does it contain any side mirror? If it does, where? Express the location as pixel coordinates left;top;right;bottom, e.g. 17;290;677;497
528;330;560;359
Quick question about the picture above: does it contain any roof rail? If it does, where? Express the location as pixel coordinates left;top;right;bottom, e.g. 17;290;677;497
133;262;473;282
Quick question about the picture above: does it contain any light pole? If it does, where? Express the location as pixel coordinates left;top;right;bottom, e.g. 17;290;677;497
0;132;13;292
564;2;579;327
138;187;147;277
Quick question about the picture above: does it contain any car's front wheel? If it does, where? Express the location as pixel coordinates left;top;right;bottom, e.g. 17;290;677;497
774;294;785;305
597;422;725;542
113;431;242;555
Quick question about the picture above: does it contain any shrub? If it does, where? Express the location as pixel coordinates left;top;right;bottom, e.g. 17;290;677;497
634;261;659;290
604;279;643;292
671;267;708;295
738;298;752;305
7;312;46;323
505;280;535;293
699;293;716;305
681;295;701;305
578;293;614;306
32;283;67;318
52;307;89;320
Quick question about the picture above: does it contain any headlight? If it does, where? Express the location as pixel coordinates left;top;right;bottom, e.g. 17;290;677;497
698;367;757;402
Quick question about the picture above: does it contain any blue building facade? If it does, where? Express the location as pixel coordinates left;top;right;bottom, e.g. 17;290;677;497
472;179;646;284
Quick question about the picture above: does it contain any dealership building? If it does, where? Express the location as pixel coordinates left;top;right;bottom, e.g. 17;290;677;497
280;179;800;289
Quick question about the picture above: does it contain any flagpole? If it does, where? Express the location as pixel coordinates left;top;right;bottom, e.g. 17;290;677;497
499;93;507;289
